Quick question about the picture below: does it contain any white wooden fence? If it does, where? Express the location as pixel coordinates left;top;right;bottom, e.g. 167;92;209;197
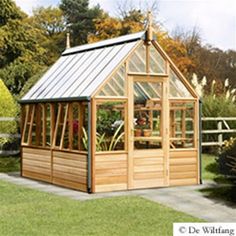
202;117;236;147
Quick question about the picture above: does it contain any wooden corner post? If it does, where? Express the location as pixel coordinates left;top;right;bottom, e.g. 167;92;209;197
163;62;170;186
90;99;96;193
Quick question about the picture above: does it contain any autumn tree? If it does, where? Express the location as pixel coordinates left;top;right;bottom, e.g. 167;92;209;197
88;11;122;42
194;46;236;92
88;9;145;43
121;9;144;35
170;26;236;90
157;31;196;77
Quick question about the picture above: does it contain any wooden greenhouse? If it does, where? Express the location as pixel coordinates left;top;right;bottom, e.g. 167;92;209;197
20;23;200;193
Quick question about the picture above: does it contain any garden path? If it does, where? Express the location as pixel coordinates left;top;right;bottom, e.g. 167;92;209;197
0;172;235;222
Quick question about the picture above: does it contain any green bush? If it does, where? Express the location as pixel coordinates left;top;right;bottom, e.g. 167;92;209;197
218;138;236;182
0;79;18;147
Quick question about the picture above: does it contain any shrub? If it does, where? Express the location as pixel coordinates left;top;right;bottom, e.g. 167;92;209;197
0;79;18;147
218;138;236;183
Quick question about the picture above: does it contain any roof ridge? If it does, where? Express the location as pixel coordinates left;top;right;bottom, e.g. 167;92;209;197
62;31;146;56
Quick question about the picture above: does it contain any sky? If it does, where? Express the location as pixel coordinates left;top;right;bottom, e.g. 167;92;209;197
14;0;236;51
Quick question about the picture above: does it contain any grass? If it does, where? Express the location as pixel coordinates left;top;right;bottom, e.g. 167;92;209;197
0;180;202;236
0;156;20;172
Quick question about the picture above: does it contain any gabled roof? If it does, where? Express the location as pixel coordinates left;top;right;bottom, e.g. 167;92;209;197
20;31;145;103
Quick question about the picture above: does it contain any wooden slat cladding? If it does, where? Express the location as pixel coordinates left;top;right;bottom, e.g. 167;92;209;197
95;153;128;192
132;151;165;189
52;151;88;192
169;150;198;186
53;177;87;192
22;147;51;182
22;148;88;192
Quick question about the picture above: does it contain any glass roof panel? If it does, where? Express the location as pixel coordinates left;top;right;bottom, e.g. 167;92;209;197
150;44;166;73
128;44;146;73
169;69;193;98
97;64;125;96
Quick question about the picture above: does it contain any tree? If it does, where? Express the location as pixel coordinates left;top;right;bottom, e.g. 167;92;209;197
169;26;236;91
116;0;159;19
88;9;145;43
172;26;202;57
155;30;196;77
0;18;47;94
121;9;144;35
32;7;65;37
60;0;103;45
29;6;66;64
88;11;122;42
0;0;47;95
0;0;25;26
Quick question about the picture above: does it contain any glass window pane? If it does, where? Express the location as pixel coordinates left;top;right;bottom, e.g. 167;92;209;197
81;102;88;151
53;102;88;151
29;103;51;148
46;104;51;147
134;81;162;102
128;44;146;73
72;103;79;150
170;102;195;148
133;81;162;150
150;44;166;73
169;69;193;98
55;103;66;147
23;105;33;144
96;101;125;152
63;125;69;149
31;104;39;146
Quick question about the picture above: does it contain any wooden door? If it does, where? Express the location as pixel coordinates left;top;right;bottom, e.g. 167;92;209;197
128;76;169;189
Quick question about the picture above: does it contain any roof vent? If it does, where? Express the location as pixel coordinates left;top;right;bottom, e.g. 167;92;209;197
146;11;153;44
66;32;71;49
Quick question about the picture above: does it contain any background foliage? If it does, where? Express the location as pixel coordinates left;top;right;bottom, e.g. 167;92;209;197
0;0;235;98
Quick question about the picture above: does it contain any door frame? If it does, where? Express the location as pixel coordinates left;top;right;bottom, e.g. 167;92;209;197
127;74;169;189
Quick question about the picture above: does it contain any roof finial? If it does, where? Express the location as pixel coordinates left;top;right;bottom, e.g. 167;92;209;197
66;32;71;49
146;11;153;43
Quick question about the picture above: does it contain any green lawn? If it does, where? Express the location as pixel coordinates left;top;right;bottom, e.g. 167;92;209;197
0;156;20;172
0;180;202;236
